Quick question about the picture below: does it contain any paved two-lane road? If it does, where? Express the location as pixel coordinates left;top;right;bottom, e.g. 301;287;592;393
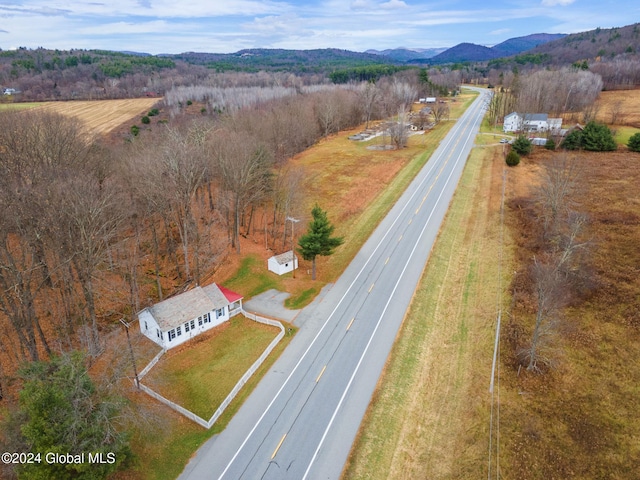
179;87;488;480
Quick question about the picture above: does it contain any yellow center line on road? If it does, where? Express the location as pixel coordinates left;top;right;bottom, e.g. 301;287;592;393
368;283;375;293
346;318;355;331
316;365;327;383
272;434;287;459
398;234;403;241
385;257;390;265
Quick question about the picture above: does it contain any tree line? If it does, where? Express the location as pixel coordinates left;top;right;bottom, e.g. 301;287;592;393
0;72;431;477
0;71;427;385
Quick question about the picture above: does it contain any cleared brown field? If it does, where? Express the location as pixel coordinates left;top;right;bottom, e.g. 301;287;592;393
591;89;640;127
35;98;160;135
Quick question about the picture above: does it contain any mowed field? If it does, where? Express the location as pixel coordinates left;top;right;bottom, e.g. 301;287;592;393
594;88;640;127
31;98;160;135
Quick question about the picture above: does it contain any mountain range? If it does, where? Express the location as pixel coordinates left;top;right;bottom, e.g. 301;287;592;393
367;33;566;64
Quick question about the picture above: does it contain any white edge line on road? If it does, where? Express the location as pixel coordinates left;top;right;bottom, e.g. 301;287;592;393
301;93;484;480
213;91;483;480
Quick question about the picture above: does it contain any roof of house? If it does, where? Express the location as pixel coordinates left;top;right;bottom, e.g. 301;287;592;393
270;250;297;266
523;113;548;122
218;285;243;303
144;283;241;331
506;112;549;122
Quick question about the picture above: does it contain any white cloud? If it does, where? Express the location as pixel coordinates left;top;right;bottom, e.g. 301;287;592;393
490;28;511;36
380;0;408;9
541;0;575;6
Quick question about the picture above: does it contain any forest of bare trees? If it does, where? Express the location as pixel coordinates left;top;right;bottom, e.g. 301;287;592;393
0;72;430;400
486;68;604;127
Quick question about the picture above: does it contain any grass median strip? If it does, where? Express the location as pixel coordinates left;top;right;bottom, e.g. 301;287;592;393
343;144;511;479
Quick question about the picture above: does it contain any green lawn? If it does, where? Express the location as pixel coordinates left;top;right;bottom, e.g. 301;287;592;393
0;102;40;111
143;315;281;419
224;254;284;298
125;318;296;480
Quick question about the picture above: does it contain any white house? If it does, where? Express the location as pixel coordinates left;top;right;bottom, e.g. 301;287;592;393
268;250;298;275
503;112;562;133
138;283;243;350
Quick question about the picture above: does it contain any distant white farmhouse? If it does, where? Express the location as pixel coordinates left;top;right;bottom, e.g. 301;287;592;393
268;250;298;276
503;112;562;133
138;283;243;350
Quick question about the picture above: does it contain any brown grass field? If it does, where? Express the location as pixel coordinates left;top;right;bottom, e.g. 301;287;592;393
594;88;640;127
499;148;640;479
345;89;640;479
33;98;160;135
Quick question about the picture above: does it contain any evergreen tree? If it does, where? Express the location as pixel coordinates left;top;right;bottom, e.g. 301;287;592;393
544;138;556;150
563;122;617;151
628;132;640;152
297;205;344;280
512;135;533;156
14;352;131;479
505;150;521;167
581;121;617;151
561;129;583;150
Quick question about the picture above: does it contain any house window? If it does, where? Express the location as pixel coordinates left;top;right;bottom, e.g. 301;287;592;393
168;329;176;340
185;322;190;332
176;326;182;336
156;329;160;339
144;321;148;331
190;320;195;330
216;308;224;319
198;316;203;326
205;312;211;323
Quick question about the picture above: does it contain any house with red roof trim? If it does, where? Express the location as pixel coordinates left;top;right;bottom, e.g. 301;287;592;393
138;283;243;350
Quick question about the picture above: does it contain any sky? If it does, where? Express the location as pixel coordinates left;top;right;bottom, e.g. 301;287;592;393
1;0;639;55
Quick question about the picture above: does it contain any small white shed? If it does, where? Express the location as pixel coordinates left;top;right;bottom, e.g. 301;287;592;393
268;251;298;275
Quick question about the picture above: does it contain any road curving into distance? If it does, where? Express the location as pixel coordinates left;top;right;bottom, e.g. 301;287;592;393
179;86;489;480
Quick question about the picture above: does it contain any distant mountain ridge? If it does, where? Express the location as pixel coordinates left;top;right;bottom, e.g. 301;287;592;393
365;47;448;61
491;33;566;56
369;33;567;64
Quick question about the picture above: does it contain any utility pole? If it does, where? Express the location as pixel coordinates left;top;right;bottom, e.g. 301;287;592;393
286;216;300;278
120;318;140;390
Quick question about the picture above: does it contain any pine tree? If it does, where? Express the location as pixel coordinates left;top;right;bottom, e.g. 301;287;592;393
512;135;533;156
14;352;131;479
297;205;344;280
505;150;521;167
581;121;617;151
628;132;640;152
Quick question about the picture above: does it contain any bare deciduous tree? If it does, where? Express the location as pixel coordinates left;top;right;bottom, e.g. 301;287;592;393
214;130;273;254
536;154;579;238
431;102;450;125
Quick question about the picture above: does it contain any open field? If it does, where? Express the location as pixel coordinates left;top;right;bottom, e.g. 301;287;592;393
343;130;640;478
31;98;160;135
344;133;509;479
593;88;640;127
499;149;640;478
